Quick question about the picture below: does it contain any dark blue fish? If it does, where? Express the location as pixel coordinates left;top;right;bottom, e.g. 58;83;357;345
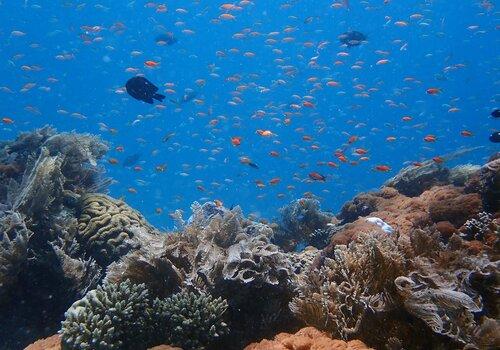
125;76;165;104
155;32;177;46
491;109;500;118
338;31;367;47
489;131;500;143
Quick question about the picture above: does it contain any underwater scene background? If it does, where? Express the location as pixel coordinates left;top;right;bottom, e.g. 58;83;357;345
0;0;499;350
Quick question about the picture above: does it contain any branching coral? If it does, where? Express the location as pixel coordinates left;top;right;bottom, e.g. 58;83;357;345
76;193;156;266
61;280;155;350
290;232;406;340
161;291;229;350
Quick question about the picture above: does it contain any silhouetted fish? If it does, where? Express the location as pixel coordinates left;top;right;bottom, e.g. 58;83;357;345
155;32;177;46
338;31;366;47
490;131;500;143
125;76;165;104
491;109;500;118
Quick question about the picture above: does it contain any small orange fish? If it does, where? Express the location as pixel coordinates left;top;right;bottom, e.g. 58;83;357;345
155;207;163;214
426;87;441;95
1;117;14;124
269;151;280;157
308;172;326;182
144;60;159;67
269;177;281;185
302;101;315;108
401;116;412;121
256;129;274;137
231;136;242;146
460;130;473;137
354;148;368;155
432;156;444;164
115;146;124;152
108;158;119;165
375;165;391;172
423;134;437;142
348;135;358;144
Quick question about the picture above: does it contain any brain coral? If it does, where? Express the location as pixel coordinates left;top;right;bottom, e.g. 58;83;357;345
60;280;154;350
76;193;155;266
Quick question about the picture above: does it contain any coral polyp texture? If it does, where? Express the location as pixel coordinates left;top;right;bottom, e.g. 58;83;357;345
3;128;500;350
77;193;156;266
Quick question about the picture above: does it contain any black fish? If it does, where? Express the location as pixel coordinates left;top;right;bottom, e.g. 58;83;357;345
125;76;165;104
338;31;367;47
490;131;500;143
155;32;177;46
491;109;500;118
248;162;259;169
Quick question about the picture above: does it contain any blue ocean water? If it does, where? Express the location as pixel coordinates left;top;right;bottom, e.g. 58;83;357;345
0;0;498;229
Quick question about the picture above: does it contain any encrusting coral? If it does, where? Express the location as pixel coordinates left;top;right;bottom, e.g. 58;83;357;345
243;327;372;350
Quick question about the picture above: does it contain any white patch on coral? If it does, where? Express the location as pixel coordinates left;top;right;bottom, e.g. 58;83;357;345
366;217;394;234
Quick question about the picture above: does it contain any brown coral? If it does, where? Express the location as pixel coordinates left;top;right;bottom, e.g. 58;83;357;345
76;193;156;266
243;327;373;350
291;232;406;340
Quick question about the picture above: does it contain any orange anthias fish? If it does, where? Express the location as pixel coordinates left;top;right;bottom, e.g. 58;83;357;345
144;60;160;67
375;165;391;172
308;172;326;182
231;136;242;146
426;87;441;95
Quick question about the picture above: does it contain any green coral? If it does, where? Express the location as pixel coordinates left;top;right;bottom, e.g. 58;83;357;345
61;280;154;350
162;291;229;350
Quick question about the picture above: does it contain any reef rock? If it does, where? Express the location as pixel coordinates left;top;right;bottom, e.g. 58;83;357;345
243;327;372;350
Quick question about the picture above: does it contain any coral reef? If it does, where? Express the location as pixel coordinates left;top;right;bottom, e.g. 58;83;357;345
243;327;372;350
160;291;229;350
25;334;62;350
3;128;499;350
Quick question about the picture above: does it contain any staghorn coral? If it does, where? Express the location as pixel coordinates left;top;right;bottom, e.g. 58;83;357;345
291;232;406;340
61;280;156;350
161;291;229;350
243;327;373;350
76;193;156;266
274;198;335;251
394;273;481;344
